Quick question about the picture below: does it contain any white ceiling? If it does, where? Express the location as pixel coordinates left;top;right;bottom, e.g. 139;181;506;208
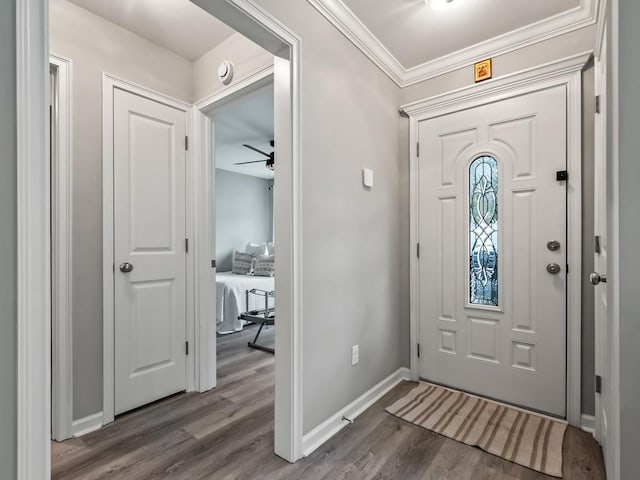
212;83;275;180
341;0;581;69
68;0;235;60
308;0;595;86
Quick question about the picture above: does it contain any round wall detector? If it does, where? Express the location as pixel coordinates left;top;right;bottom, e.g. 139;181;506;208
218;61;234;85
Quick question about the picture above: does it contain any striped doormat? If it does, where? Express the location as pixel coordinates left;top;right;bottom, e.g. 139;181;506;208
386;382;567;477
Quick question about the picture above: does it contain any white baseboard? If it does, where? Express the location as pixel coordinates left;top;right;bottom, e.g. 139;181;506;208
72;411;104;437
581;413;596;437
301;367;411;457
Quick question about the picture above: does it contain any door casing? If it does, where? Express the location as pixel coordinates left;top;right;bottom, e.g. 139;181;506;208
403;52;589;426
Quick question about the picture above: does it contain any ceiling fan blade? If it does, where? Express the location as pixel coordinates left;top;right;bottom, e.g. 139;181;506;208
234;160;268;165
242;144;271;157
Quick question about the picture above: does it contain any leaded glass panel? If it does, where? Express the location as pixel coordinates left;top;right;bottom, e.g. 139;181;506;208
469;156;499;306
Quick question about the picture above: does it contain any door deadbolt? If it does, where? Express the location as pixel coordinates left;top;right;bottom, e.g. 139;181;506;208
547;240;561;251
546;263;561;274
590;272;607;285
119;262;134;273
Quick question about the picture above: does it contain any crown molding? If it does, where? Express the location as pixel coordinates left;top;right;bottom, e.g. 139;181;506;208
306;0;598;88
594;0;607;59
305;0;405;85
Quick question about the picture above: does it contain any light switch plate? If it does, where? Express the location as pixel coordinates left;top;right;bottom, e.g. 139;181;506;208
363;168;374;188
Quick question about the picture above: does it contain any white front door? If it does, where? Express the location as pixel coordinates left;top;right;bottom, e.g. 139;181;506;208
418;85;568;417
594;33;614;477
113;87;188;415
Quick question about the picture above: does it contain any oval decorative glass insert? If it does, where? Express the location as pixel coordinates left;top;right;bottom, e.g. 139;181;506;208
469;156;499;306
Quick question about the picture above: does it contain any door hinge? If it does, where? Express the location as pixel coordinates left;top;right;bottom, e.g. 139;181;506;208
416;142;420;158
185;136;189;151
186;341;189;355
417;343;421;358
417;243;420;258
211;259;216;268
594;235;602;254
185;238;189;253
595;95;601;114
595;375;602;394
556;170;568;182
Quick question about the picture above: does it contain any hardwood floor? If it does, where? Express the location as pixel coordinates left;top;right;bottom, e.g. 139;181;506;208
52;324;606;479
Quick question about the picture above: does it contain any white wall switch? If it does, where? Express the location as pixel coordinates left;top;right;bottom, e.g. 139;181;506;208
351;345;359;365
362;168;374;188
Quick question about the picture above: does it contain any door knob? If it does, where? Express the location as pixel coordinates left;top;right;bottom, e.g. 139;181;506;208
546;263;561;274
590;272;607;285
119;262;134;273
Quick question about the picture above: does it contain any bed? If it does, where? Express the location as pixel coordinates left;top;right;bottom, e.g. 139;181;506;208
216;272;275;334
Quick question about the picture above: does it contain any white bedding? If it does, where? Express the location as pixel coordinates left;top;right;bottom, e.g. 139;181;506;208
216;272;275;334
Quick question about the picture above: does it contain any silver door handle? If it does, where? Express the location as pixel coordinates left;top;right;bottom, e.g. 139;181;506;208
119;262;134;273
546;263;561;274
590;272;607;285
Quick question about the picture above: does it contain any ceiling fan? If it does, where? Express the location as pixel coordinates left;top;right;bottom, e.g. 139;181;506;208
234;140;275;170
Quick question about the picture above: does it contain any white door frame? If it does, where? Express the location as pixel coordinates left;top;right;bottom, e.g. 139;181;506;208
102;74;194;425
403;52;590;426
190;0;303;462
50;53;74;442
191;65;275;392
16;0;303;476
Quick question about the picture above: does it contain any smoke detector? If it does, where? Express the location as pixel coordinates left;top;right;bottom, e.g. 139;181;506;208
217;61;234;85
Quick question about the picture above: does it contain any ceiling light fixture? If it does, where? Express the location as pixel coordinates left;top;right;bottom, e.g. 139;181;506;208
427;0;465;11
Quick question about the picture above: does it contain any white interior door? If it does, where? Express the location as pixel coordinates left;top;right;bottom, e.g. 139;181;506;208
594;33;613;475
113;87;188;415
418;86;568;417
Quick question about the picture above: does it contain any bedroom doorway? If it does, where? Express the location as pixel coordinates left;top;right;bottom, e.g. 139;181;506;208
210;76;277;381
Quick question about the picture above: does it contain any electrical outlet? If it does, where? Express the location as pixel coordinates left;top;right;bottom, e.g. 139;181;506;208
351;345;359;365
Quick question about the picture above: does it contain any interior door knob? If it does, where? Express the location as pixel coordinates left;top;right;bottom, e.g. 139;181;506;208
590;272;607;285
119;262;134;273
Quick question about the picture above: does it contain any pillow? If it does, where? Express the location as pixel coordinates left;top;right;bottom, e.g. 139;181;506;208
232;251;255;275
266;242;275;255
245;242;268;257
253;254;275;277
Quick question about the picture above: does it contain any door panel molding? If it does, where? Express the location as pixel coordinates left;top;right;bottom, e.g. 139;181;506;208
406;52;589;426
102;74;192;425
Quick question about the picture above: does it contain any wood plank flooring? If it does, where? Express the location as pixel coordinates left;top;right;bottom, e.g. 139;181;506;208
52;324;606;479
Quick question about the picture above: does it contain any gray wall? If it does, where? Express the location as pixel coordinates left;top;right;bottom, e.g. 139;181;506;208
402;25;597;105
193;32;273;102
215;169;273;271
617;1;640;477
0;0;17;476
235;0;407;434
50;0;193;420
581;63;596;416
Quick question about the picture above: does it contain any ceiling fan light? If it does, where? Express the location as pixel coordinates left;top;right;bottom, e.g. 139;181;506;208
427;0;464;11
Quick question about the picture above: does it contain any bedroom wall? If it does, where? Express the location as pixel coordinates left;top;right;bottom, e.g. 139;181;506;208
195;0;408;435
50;0;193;420
0;0;17;476
400;24;599;417
215;169;273;271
